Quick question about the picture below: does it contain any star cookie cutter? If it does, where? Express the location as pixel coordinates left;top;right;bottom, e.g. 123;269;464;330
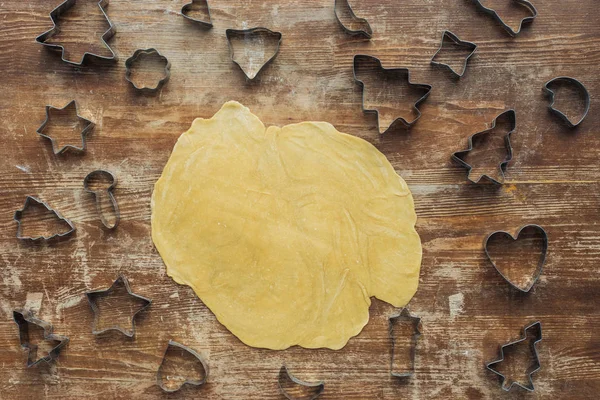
13;310;70;367
278;365;325;400
37;100;95;155
543;77;590;128
389;308;422;378
157;340;209;393
334;0;372;39
430;30;477;78
14;196;76;242
451;109;516;184
35;0;117;66
125;48;171;93
83;170;120;230
226;27;283;80
474;0;537;36
353;54;432;133
85;275;151;337
484;224;548;293
181;0;213;28
486;321;542;392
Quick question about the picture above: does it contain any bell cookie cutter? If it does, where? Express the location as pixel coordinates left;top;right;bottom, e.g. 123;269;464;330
37;100;95;155
226;27;282;80
157;340;209;393
13;310;70;367
85;275;151;337
334;0;372;39
486;321;542;392
278;365;324;400
430;30;477;78
35;0;117;66
181;0;213;28
14;196;75;242
451;109;516;184
484;224;548;293
83;170;120;230
125;48;171;93
543;77;590;128
353;54;432;134
474;0;537;37
389;308;422;378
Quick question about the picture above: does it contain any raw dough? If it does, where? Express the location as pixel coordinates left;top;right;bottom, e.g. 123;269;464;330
152;101;422;350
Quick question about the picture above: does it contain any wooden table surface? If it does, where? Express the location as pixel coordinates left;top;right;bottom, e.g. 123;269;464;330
0;0;598;398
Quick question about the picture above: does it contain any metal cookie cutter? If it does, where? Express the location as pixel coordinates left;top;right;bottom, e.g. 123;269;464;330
37;100;95;155
334;0;372;39
486;321;542;392
35;0;117;66
430;30;477;78
451;109;516;184
85;275;151;337
226;28;282;80
484;224;548;293
543;77;590;128
157;340;209;393
125;49;171;93
475;0;537;37
13;310;70;367
14;196;75;242
181;0;213;28
83;170;120;230
278;365;324;400
389;308;422;378
353;55;432;134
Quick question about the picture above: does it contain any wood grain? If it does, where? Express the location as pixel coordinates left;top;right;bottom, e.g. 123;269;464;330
0;0;598;398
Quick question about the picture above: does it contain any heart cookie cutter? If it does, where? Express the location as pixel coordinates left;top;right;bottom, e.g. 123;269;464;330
181;0;213;28
157;340;209;393
484;224;548;292
278;365;324;400
226;28;282;80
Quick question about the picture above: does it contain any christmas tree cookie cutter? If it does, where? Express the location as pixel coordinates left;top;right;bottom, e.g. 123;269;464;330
14;196;76;242
13;310;70;367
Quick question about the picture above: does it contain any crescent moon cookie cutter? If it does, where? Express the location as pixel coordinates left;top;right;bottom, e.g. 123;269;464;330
484;224;548;293
35;0;117;66
334;0;372;39
430;30;477;78
278;365;325;400
486;321;542;392
157;340;209;393
125;48;171;93
14;196;76;242
13;310;70;367
83;170;120;230
37;100;96;155
181;0;213;28
474;0;537;37
451;109;516;184
543;77;590;128
226;27;283;80
389;308;422;378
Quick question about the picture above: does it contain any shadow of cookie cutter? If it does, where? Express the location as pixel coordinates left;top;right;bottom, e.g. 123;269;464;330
125;48;171;93
35;0;117;66
474;0;537;37
14;196;76;241
430;30;477;78
484;224;548;292
334;0;372;39
13;310;70;367
451;109;516;184
37;100;95;155
84;170;120;230
543;77;590;128
226;27;282;80
181;0;213;28
278;365;324;400
389;308;422;378
486;321;542;392
85;275;151;337
157;340;209;393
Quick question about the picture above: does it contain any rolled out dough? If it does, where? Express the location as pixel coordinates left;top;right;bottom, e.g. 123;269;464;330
152;101;422;350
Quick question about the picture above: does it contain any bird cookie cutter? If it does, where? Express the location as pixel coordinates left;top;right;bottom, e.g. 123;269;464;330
389;308;422;378
35;0;117;66
85;275;151;337
484;224;548;293
430;30;477;78
278;365;325;400
181;0;213;28
543;77;590;128
37;100;95;155
125;48;171;93
451;109;516;184
83;170;120;230
334;0;372;39
226;27;282;80
486;321;542;392
13;310;70;367
157;340;209;393
474;0;537;36
14;196;76;242
353;54;432;133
